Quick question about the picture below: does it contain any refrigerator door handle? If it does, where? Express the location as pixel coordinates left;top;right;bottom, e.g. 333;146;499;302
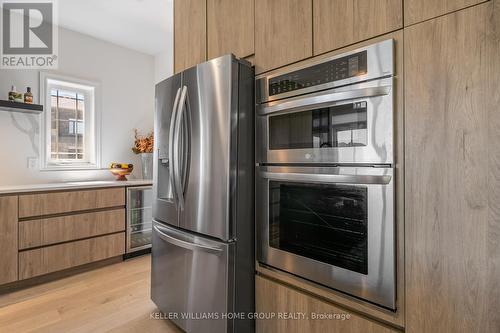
174;85;190;210
168;87;182;205
153;225;223;254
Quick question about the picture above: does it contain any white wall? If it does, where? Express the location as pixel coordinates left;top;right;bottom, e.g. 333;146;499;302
0;28;155;185
154;0;174;84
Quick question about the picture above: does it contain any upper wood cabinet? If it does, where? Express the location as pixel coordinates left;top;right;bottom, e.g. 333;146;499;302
0;196;18;285
313;0;402;55
404;0;486;26
207;0;254;59
254;0;312;74
405;2;500;332
174;0;207;73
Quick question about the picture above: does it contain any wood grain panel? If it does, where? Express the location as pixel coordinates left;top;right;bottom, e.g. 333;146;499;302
174;0;207;73
404;0;486;26
405;2;500;332
313;0;402;55
19;209;125;249
18;188;125;218
19;232;125;280
254;0;312;74
0;196;18;285
207;0;254;59
256;275;401;333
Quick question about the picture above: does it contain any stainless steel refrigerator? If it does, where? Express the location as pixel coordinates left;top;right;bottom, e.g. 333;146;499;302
151;55;254;333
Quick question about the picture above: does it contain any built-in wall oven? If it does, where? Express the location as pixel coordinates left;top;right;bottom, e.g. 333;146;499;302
255;40;396;309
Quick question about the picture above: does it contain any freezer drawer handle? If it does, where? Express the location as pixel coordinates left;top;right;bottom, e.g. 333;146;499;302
154;225;223;254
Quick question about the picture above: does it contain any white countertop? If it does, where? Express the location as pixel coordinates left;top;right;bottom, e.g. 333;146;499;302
0;179;153;195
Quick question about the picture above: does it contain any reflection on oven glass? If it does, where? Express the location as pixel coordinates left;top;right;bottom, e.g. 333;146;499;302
269;102;368;150
269;181;368;275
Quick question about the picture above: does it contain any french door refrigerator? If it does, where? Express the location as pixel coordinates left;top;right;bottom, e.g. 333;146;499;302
151;55;255;333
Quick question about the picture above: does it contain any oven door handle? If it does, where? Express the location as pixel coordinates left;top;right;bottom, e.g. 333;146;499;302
258;85;391;116
260;171;391;185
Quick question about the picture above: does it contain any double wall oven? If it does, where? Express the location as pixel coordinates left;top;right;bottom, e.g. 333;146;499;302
256;40;396;309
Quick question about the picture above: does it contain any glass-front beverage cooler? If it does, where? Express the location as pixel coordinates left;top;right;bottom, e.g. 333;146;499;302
127;186;153;253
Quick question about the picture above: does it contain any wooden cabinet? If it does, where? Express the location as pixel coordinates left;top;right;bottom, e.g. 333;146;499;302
18;188;125;218
254;0;312;74
405;2;500;332
174;0;207;73
313;0;402;55
256;275;401;333
0;196;18;285
19;209;125;250
207;0;254;59
19;233;125;280
404;0;486;26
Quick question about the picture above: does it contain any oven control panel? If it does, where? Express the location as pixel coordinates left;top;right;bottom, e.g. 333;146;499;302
268;50;368;97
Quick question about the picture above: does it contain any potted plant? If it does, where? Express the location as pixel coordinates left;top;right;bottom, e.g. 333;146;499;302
132;129;154;180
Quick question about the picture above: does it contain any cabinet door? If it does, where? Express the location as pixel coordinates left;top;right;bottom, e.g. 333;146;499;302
405;3;500;333
255;0;312;74
0;196;18;285
174;0;206;73
256;275;401;333
313;0;402;55
404;0;486;26
207;0;254;59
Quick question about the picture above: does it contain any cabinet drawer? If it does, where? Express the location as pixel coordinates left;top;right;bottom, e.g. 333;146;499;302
19;232;125;280
256;275;400;333
19;188;125;218
19;209;125;250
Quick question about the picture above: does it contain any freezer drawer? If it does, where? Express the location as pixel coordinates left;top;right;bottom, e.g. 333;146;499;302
151;222;233;333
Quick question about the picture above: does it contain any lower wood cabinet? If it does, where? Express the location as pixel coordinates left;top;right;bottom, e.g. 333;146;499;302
256;275;401;333
19;232;125;280
0;196;18;285
18;188;125;219
19;209;125;250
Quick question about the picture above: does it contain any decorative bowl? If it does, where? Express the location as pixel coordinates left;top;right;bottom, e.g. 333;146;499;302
109;166;133;181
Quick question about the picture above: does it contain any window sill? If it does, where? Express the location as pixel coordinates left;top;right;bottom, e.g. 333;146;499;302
40;164;103;172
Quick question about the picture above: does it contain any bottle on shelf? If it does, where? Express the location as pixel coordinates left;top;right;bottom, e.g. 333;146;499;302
24;87;33;104
8;86;23;102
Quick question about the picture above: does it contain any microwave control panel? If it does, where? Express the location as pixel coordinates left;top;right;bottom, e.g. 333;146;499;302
268;50;368;96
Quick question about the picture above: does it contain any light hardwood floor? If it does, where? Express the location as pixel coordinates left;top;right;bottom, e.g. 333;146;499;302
0;255;182;333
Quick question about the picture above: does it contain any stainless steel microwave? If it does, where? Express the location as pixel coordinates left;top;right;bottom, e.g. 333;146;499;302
256;39;394;165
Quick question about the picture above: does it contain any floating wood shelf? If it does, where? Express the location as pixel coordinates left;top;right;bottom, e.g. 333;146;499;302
0;100;43;114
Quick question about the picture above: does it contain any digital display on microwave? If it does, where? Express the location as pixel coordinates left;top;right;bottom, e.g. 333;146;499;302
268;102;368;150
268;51;368;96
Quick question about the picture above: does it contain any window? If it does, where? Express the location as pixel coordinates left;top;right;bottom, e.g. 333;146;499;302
40;73;101;169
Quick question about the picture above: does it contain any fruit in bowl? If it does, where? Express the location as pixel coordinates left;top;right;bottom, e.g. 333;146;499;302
109;163;134;181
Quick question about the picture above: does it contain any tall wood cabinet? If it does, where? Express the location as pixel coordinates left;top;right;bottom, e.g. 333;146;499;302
254;0;312;74
313;0;402;55
0;196;18;285
174;0;207;73
404;0;486;26
405;2;500;332
207;0;254;59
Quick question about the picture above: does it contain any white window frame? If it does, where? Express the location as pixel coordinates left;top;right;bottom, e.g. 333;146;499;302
40;72;102;170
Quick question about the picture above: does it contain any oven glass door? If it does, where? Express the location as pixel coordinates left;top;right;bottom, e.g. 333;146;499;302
269;181;368;275
269;102;368;150
257;166;395;309
256;78;393;165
